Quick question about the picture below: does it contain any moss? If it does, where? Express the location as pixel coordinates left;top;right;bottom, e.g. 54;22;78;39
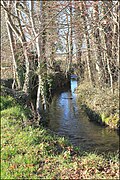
99;113;119;129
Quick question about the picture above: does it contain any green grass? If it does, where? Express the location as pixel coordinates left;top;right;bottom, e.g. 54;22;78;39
1;95;119;179
1;96;16;111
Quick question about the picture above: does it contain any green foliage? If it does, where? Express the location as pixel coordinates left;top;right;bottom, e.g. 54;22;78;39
1;96;16;111
100;113;119;128
1;106;31;127
1;95;119;179
1;96;32;128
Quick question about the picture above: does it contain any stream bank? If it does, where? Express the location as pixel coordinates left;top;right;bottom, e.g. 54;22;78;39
1;77;119;153
76;81;119;131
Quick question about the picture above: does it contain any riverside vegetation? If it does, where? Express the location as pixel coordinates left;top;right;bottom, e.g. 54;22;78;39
76;82;119;130
1;95;119;179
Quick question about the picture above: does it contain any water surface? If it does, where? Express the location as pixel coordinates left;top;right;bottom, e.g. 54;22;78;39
47;79;119;153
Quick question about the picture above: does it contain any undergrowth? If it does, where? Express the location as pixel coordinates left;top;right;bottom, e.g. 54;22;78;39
1;95;119;179
76;82;119;129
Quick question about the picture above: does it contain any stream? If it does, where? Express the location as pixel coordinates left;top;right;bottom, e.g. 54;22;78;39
47;78;119;153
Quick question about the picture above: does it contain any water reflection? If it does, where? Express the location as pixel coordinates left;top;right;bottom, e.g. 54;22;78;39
47;79;119;153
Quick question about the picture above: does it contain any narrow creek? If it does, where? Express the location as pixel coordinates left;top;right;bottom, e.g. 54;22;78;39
46;78;119;153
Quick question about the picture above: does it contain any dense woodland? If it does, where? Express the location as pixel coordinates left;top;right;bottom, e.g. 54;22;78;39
1;0;119;119
1;1;119;179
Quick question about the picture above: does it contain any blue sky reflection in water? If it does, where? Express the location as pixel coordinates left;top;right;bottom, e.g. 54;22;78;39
47;78;119;153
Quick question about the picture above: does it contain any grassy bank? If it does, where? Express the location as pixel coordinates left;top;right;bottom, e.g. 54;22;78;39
1;95;119;179
76;82;119;130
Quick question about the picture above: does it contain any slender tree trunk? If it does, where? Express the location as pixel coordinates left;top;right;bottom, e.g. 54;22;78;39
36;35;42;119
22;43;30;93
6;22;21;89
74;2;84;79
102;1;114;93
93;2;105;85
29;1;42;118
106;57;113;93
81;2;94;84
68;4;73;74
40;0;47;110
3;1;21;89
15;2;30;93
66;14;70;76
3;1;30;93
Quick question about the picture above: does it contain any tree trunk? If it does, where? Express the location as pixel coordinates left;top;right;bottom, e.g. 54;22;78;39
22;44;30;93
93;2;105;85
81;2;94;84
74;2;84;79
66;13;70;76
102;1;114;93
6;21;21;89
68;4;73;74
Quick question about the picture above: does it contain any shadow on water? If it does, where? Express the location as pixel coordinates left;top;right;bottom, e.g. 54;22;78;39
46;77;119;153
